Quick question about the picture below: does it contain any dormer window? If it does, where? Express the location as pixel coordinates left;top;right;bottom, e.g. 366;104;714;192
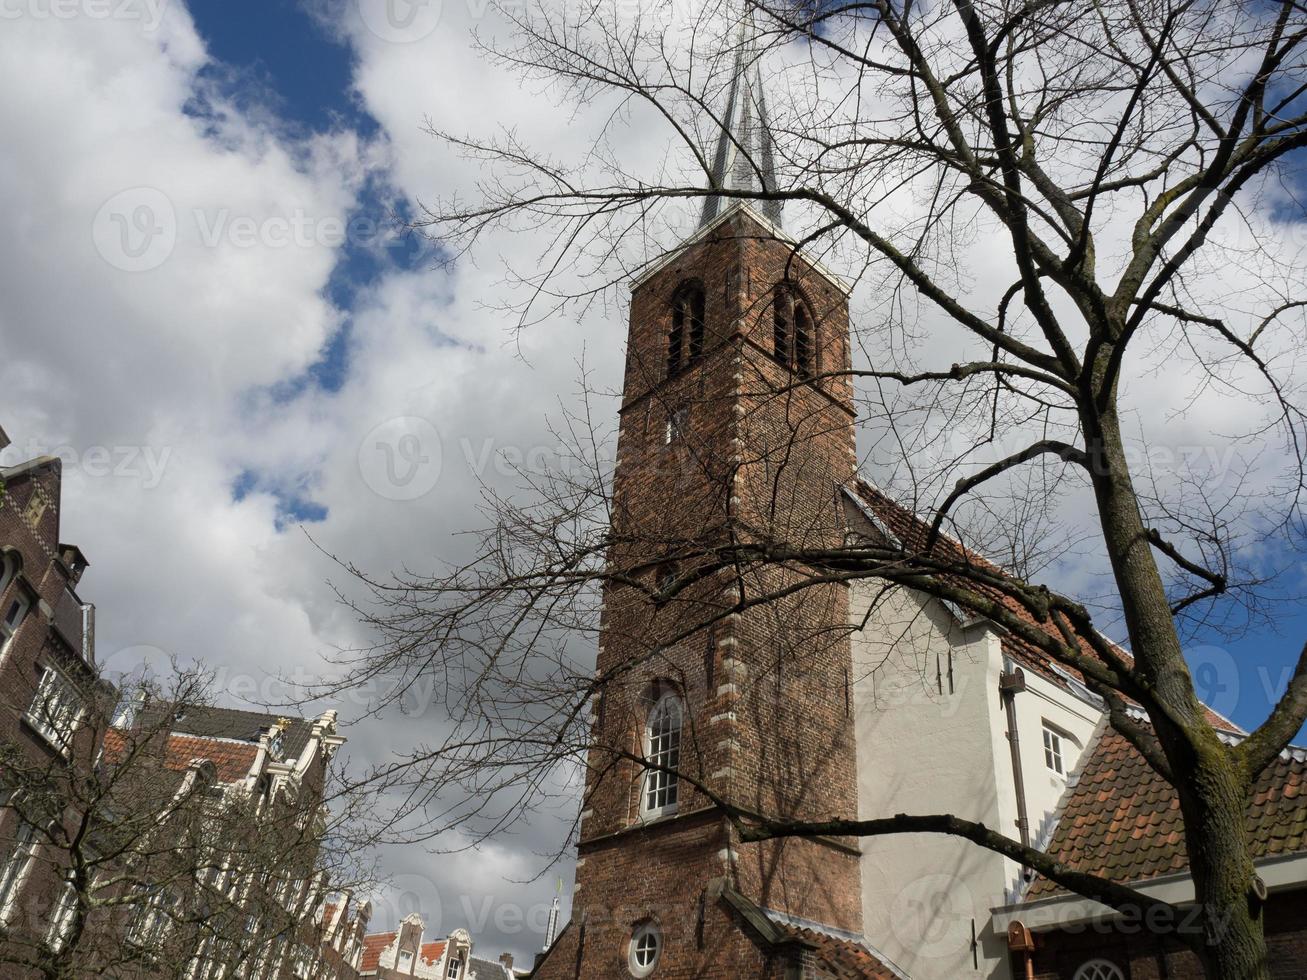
446;955;463;978
668;282;706;377
772;283;815;377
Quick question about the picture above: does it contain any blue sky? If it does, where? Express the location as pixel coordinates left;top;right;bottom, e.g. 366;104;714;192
3;0;1306;962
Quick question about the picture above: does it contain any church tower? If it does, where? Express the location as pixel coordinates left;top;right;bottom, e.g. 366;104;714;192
534;12;867;979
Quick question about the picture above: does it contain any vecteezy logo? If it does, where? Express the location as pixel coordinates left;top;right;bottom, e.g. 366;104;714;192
890;873;973;959
92;187;177;272
356;0;443;43
1185;645;1240;719
358;416;443;501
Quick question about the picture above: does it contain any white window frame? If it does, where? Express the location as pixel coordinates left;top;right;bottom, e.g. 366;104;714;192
0;811;39;923
0;551;18;596
47;868;78;952
446;954;463;978
664;407;688;445
1042;721;1067;776
25;665;84;754
1073;959;1126;980
0;590;30;656
627;922;662;977
640;693;682;819
126;886;178;951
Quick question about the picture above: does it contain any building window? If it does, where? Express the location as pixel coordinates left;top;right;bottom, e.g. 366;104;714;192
446;956;463;978
641;693;682;817
399;949;413;969
0;551;19;597
664;407;688;445
1073;960;1125;980
26;666;84;754
0;591;29;654
126;886;177;951
627;922;662;977
772;284;815;377
1042;722;1065;776
47;870;78;952
0;813;38;922
668;282;706;376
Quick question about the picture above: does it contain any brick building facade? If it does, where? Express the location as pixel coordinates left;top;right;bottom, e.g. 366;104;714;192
523;10;1307;980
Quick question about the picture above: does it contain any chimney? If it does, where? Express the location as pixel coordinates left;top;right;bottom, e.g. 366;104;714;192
499;952;514;971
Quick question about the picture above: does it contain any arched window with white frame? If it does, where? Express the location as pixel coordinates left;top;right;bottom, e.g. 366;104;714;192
640;692;683;818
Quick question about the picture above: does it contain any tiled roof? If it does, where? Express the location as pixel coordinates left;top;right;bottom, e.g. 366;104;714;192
137;703;315;758
420;939;447;965
101;729;259;783
466;954;512;978
1027;727;1307;899
849;482;1241;732
773;920;900;979
359;932;396;972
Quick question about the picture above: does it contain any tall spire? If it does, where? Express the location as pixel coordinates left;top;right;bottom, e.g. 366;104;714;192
700;4;783;229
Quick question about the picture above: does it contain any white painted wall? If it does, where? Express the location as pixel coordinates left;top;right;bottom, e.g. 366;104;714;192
849;577;1105;980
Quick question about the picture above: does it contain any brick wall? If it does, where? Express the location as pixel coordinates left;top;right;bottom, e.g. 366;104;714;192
541;207;862;978
1017;888;1307;979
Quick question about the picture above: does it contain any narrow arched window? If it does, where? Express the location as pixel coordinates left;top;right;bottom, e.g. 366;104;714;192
772;283;815;377
641;693;682;817
794;302;812;377
0;551;19;599
773;286;791;365
669;282;705;376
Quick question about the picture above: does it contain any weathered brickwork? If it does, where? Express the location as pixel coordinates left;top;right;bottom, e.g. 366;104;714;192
537;207;863;978
1018;889;1307;979
0;456;101;973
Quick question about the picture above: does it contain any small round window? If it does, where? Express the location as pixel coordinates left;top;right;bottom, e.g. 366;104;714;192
1073;960;1125;980
627;922;662;977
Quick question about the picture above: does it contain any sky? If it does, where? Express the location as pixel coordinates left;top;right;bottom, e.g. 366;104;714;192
1;0;1305;965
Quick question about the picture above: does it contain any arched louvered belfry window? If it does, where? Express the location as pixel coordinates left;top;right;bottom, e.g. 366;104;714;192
773;283;815;377
668;281;706;376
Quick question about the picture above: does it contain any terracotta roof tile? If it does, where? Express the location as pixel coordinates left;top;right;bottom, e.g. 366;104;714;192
775;921;899;978
1027;728;1307;899
359;932;396;972
850;482;1241;732
420;939;447;965
101;729;259;783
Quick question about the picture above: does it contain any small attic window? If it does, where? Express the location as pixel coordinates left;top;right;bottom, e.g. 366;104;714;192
1042;722;1065;776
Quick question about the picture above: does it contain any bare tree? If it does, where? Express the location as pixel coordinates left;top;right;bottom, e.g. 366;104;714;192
0;666;368;980
327;1;1307;977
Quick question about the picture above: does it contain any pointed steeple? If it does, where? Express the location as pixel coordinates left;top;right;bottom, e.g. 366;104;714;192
700;4;783;229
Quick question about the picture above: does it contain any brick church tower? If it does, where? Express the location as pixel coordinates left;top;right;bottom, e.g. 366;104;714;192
533;13;876;979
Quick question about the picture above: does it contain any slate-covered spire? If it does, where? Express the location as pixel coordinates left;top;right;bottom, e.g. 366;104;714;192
700;4;783;229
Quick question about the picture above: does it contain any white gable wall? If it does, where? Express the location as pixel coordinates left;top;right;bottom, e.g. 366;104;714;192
849;577;1108;979
851;580;1014;979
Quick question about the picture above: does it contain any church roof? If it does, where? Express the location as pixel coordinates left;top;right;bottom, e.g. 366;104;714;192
1025;726;1307;899
699;6;782;229
846;481;1242;732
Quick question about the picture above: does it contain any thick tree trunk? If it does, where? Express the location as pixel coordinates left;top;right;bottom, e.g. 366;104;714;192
1087;388;1268;979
